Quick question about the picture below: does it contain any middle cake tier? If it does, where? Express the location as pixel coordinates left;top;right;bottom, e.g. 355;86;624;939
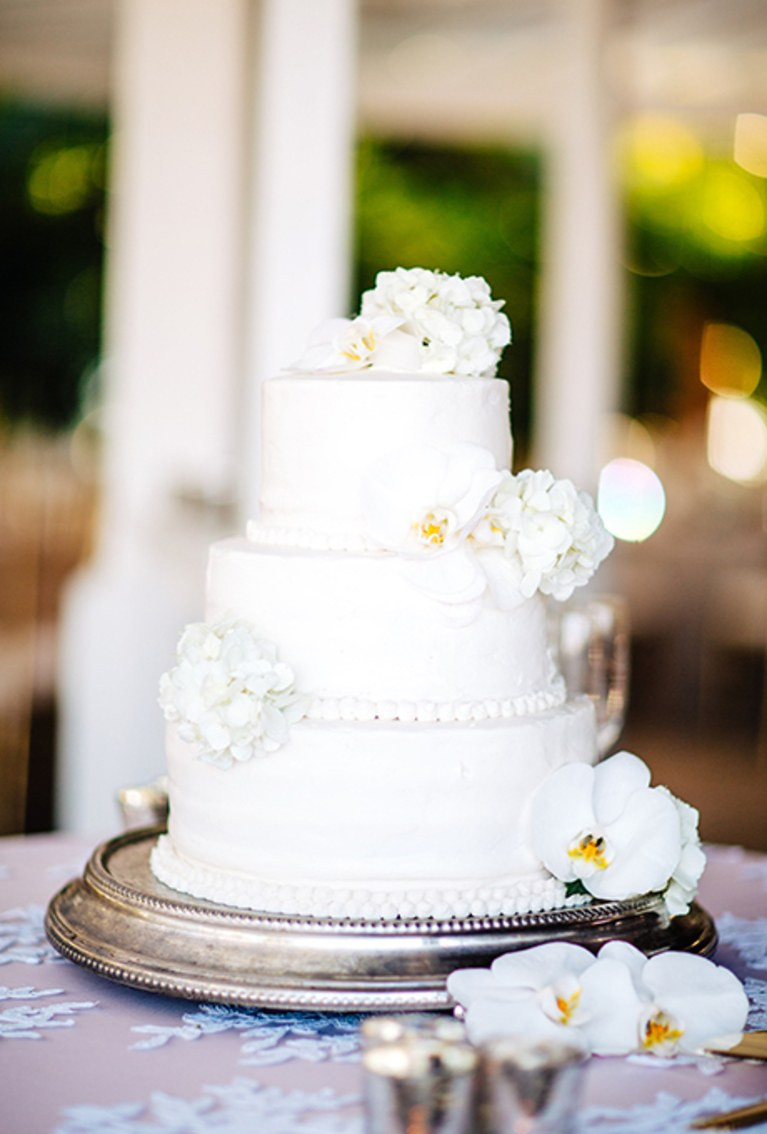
207;538;564;718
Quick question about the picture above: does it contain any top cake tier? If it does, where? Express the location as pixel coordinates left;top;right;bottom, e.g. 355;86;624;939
258;371;512;540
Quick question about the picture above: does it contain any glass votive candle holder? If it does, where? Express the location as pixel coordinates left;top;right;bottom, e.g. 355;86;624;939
116;777;169;830
362;1016;478;1134
477;1036;588;1134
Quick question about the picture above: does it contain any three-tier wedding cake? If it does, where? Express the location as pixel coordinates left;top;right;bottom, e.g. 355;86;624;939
151;268;703;923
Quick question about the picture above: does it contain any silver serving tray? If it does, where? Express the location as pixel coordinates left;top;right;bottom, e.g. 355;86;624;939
45;827;717;1012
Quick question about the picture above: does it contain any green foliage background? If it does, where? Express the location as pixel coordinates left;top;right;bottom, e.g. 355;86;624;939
2;102;766;451
0;101;107;429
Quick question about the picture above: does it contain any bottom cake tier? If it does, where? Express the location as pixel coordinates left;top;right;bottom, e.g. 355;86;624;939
152;697;597;921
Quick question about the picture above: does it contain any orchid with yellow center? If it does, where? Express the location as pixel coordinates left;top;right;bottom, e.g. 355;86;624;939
447;942;643;1054
641;1009;685;1055
290;314;421;373
530;751;696;908
568;832;612;874
596;942;749;1057
361;442;508;615
447;941;749;1059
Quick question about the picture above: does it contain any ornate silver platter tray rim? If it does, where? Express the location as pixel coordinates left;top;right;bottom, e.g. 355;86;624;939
45;826;717;1013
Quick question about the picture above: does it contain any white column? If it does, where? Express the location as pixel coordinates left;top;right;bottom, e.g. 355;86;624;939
240;0;358;522
533;0;622;491
57;0;250;832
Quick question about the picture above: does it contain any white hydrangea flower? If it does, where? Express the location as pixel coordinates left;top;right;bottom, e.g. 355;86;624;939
359;266;511;377
159;618;307;768
481;469;613;601
448;941;749;1058
657;787;707;917
530;751;685;903
290;314;421;373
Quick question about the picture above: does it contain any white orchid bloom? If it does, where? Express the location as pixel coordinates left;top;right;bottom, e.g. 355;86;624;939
362;443;507;556
597;942;749;1056
290;314;421;373
361;443;508;615
531;752;684;902
448;941;749;1059
447;942;642;1054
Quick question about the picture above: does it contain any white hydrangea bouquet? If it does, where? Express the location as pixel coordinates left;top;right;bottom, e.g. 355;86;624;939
159;618;307;767
293;266;512;377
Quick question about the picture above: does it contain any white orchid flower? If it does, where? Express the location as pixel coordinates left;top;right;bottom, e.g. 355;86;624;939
448;941;749;1059
361;443;508;615
362;443;508;556
531;752;684;902
447;942;642;1054
290;314;421;373
597;942;749;1056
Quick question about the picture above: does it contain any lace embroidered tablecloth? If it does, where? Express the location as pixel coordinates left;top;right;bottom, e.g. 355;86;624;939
2;834;766;1134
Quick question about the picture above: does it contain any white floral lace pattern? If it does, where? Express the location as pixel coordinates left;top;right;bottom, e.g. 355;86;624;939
0;984;97;1038
131;1004;362;1066
717;913;767;970
54;1080;362;1134
0;904;63;966
745;976;767;1029
3;839;767;1134
575;1088;767;1134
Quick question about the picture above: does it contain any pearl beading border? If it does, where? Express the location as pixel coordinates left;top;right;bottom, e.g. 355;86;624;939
302;678;566;724
247;520;380;553
151;835;586;923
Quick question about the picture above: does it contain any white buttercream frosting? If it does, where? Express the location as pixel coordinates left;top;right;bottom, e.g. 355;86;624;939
206;540;559;710
259;372;512;538
157;700;598;921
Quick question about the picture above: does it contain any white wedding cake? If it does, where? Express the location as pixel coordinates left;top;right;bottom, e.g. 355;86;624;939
151;268;702;923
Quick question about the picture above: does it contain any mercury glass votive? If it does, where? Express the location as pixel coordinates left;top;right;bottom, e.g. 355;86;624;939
116;777;169;829
478;1036;587;1134
362;1016;478;1134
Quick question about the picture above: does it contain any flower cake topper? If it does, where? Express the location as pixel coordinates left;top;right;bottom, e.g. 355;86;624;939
159;617;307;767
447;940;749;1058
292;267;512;377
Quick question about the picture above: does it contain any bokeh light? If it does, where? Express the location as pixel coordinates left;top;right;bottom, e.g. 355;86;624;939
619;114;704;194
707;396;767;485
734;113;767;178
27;143;102;215
604;413;657;468
698;166;765;243
597;458;666;542
699;322;762;399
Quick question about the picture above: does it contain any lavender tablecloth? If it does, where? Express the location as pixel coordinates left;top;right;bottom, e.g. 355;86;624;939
2;833;766;1134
